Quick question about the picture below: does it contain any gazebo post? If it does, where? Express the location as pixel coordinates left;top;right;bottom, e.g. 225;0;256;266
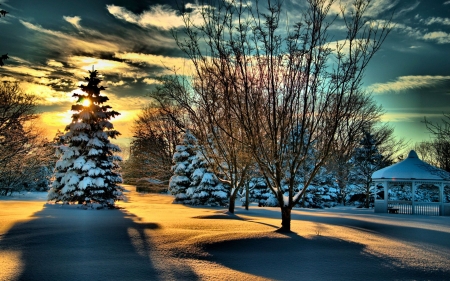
440;182;444;216
374;180;388;213
412;181;416;215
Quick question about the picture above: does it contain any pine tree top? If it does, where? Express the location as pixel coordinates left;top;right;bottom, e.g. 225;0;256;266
69;70;120;127
80;70;106;97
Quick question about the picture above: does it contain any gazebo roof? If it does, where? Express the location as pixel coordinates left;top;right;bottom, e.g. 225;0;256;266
372;150;450;181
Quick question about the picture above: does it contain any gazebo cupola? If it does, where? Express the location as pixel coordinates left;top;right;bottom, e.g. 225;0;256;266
372;150;450;216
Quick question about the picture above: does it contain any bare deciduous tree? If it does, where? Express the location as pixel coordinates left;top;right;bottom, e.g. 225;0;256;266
0;133;56;195
0;82;39;166
126;103;184;183
164;0;391;231
372;124;407;165
151;69;254;212
193;67;254;212
332;121;406;205
423;114;450;172
328;92;383;205
0;82;56;195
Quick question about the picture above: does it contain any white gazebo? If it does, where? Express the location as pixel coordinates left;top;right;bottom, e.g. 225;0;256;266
372;150;450;216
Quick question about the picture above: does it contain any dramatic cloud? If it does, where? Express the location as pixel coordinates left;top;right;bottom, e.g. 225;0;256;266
385;20;450;44
3;65;51;78
364;0;399;17
63;16;82;29
224;0;252;7
66;56;144;77
329;0;398;18
20;20;121;55
394;1;420;18
113;52;192;73
423;31;450;44
5;19;165;140
3;0;449;146
424;17;450;26
379;112;433;122
106;80;125;87
47;59;64;68
368;75;450;93
106;3;203;30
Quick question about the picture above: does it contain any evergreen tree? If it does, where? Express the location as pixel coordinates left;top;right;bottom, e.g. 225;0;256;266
169;130;197;203
302;167;339;208
245;177;265;206
169;130;229;206
48;70;123;207
189;148;229;207
349;131;386;208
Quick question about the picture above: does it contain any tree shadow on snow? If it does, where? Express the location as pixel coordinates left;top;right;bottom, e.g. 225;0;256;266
287;211;450;251
193;210;246;220
202;232;449;281
0;204;200;281
237;207;450;251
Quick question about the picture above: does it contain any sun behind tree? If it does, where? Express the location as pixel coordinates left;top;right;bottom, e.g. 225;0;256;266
48;70;124;208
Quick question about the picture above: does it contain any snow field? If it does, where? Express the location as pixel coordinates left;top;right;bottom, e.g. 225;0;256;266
1;185;450;280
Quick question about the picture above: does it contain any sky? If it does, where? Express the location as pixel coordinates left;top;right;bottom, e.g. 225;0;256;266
1;0;450;147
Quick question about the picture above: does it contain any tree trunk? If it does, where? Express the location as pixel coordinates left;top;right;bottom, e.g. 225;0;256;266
278;206;292;232
245;183;249;211
228;194;235;214
338;181;346;206
365;183;370;208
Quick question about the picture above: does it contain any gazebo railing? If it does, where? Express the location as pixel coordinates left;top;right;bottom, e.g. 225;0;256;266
388;201;441;215
388;201;412;214
414;202;440;216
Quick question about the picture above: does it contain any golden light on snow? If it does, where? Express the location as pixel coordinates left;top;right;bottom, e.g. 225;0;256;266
1;187;449;280
0;251;24;281
0;201;46;281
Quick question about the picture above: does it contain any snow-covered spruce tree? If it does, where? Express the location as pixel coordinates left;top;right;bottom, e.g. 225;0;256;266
243;177;277;207
189;147;229;206
349;131;386;208
169;130;228;206
48;70;123;207
169;130;197;203
302;167;339;208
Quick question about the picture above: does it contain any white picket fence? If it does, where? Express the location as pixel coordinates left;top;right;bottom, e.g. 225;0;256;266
388;201;440;216
414;203;440;216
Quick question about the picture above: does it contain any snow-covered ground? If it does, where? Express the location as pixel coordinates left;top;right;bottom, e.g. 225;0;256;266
1;185;450;281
